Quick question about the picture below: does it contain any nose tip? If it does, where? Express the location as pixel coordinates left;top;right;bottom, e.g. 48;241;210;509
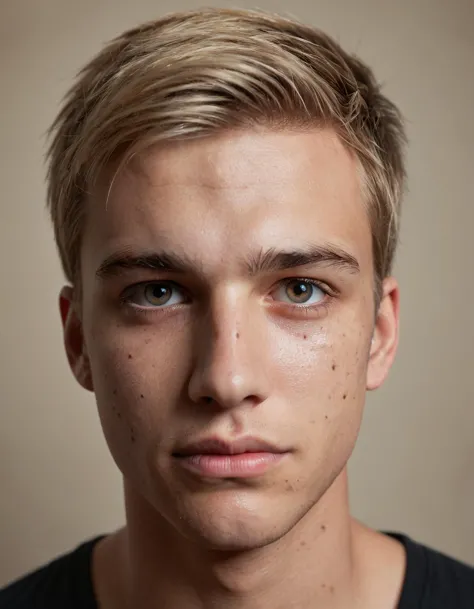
190;370;266;410
188;328;269;410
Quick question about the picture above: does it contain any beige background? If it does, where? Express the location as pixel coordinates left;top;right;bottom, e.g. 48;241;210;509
1;0;473;586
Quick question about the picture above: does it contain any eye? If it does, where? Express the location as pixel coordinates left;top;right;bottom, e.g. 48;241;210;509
272;279;327;306
123;281;187;308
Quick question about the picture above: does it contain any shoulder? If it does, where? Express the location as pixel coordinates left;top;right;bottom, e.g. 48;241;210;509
387;532;474;609
0;536;104;609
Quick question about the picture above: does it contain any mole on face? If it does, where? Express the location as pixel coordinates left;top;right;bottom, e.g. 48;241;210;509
343;393;347;400
332;363;336;371
321;524;326;532
236;332;240;339
140;394;144;399
128;354;133;359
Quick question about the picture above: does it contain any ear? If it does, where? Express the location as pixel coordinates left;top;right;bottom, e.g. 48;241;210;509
366;276;400;391
59;286;94;392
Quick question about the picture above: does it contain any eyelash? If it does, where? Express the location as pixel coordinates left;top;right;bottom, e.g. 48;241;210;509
119;278;335;317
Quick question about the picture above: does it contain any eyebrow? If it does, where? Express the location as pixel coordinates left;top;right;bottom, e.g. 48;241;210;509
95;244;360;280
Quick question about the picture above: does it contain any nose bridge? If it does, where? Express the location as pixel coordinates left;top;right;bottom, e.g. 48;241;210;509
188;290;269;408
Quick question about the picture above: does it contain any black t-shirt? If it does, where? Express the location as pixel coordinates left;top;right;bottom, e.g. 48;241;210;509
1;532;473;608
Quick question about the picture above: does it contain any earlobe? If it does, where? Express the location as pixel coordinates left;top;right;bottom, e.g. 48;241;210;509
59;286;94;392
366;277;400;391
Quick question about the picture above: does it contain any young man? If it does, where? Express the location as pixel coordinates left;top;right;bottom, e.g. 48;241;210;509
1;7;473;609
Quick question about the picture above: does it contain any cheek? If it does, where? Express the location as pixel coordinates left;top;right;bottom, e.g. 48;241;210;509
271;321;370;450
87;314;188;403
272;322;369;405
83;321;190;466
269;326;370;497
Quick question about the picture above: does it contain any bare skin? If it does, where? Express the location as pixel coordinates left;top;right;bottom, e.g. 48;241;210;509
61;128;405;608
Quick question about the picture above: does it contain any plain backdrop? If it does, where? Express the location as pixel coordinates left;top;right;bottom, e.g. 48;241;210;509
1;0;473;586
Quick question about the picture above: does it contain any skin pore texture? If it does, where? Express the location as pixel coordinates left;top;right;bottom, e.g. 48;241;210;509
60;128;405;609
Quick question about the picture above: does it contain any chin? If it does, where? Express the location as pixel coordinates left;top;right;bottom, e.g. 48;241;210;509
165;488;307;552
181;515;294;552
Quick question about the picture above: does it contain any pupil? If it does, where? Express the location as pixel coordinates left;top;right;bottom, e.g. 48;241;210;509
153;285;167;299
289;281;310;301
146;283;170;304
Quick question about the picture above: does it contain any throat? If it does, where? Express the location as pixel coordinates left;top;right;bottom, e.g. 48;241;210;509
94;519;358;609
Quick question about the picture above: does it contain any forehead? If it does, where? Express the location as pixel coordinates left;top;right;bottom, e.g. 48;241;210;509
82;128;372;279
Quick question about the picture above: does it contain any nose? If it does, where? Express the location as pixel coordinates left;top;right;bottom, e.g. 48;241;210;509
187;296;270;410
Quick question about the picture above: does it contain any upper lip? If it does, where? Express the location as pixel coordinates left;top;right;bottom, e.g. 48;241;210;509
173;436;287;456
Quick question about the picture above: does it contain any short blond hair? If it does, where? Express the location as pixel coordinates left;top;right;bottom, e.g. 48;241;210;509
46;7;406;297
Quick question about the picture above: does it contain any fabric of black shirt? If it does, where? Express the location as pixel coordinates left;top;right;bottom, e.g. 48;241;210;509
1;532;473;608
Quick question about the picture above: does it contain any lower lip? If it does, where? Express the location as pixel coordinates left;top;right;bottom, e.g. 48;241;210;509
174;452;285;478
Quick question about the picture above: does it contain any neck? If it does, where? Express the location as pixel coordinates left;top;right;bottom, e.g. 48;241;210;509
112;469;362;609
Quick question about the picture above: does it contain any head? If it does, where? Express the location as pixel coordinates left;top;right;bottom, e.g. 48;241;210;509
47;8;406;551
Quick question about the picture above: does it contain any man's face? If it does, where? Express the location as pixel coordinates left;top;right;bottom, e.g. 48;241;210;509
65;128;397;550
